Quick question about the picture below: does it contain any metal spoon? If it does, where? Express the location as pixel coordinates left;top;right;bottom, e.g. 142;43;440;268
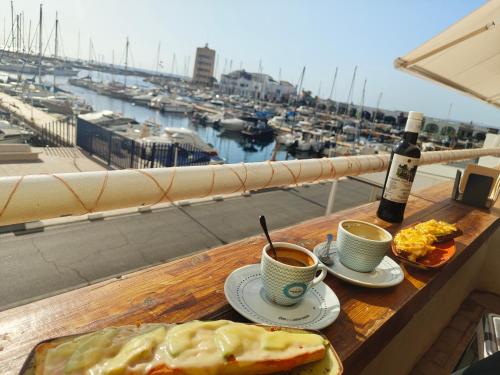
259;215;278;259
319;233;334;265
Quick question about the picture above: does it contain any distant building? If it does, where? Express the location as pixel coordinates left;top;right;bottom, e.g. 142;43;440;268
192;44;216;86
220;70;295;101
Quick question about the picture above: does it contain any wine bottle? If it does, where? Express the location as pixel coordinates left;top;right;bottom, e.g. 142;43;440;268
377;111;423;223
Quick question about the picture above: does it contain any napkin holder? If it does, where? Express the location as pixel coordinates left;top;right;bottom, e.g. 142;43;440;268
452;166;499;209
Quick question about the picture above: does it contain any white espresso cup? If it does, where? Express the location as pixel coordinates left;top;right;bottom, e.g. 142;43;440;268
261;242;328;306
337;220;392;272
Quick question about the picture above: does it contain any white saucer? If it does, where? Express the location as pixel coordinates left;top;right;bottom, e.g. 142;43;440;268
224;264;340;330
314;242;404;288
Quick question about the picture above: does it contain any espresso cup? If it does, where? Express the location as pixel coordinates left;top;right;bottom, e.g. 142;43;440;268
337;220;392;272
261;242;328;306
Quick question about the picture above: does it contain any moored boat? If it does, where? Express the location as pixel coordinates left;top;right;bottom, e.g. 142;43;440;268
220;118;247;132
241;121;275;139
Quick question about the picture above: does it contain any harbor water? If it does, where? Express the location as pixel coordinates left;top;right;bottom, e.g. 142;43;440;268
55;71;291;164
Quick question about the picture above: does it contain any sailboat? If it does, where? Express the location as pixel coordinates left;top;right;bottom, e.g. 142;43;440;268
48;13;78;77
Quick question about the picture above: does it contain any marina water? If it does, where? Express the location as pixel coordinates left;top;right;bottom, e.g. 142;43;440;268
52;71;291;164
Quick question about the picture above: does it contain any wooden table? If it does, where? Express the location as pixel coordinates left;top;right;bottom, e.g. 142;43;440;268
0;182;498;374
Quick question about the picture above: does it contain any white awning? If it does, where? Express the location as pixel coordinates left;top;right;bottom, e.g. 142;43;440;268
395;0;500;108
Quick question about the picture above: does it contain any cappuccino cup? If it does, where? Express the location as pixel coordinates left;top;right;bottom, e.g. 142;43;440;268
337;220;392;272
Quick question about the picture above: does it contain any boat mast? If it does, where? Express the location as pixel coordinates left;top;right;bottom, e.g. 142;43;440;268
124;36;129;86
111;49;115;81
354;78;367;149
27;19;31;54
373;91;382;123
345;65;357;117
19;12;21;53
155;41;160;75
447;102;453;121
22;11;25;53
358;78;366;119
329;67;338;112
295;66;305;104
258;59;263;100
16;14;20;53
53;12;58;91
214;54;219;80
10;0;14;52
38;3;43;84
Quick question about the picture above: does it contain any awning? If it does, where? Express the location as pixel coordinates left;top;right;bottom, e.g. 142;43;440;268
395;0;500;108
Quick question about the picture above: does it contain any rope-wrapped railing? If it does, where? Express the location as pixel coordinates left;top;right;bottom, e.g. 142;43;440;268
0;148;499;226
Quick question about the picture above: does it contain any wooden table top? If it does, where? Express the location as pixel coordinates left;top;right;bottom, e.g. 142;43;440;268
0;182;498;375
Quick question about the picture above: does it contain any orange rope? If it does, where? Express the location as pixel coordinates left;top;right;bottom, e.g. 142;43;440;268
313;159;325;182
51;174;92;212
163;167;177;202
279;161;302;186
137;169;164;193
227;163;248;193
89;171;109;212
375;155;385;170
262;161;276;189
0;176;24;218
353;158;362;175
137;168;177;204
201;165;216;198
1;172;111;218
328;158;336;178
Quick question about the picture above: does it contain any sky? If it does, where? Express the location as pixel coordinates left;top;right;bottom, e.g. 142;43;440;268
1;0;500;127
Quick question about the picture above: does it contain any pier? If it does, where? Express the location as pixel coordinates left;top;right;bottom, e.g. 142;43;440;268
0;91;75;146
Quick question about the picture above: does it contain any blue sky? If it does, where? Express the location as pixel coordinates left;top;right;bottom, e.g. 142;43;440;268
3;0;500;126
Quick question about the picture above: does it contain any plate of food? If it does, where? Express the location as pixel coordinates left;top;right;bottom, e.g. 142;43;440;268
20;320;343;375
391;219;462;270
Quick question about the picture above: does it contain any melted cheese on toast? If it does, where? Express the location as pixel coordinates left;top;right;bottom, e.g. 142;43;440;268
37;321;327;375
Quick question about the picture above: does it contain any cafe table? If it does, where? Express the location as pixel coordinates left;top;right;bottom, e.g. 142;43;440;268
0;182;498;374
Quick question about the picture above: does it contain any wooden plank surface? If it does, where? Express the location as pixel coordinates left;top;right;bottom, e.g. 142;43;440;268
0;183;498;374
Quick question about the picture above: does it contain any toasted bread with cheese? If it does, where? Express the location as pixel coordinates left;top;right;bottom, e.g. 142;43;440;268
33;321;328;375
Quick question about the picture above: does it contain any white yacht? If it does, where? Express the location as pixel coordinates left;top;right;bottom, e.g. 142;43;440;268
268;116;287;128
138;126;223;165
138;126;216;154
132;93;155;106
150;95;192;113
276;132;300;147
220;118;247;132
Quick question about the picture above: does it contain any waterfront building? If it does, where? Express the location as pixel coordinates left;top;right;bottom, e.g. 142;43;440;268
220;70;295;101
192;44;216;86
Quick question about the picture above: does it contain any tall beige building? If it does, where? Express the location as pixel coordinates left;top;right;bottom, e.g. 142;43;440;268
192;44;216;86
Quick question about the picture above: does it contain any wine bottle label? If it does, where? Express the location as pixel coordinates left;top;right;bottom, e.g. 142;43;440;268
382;154;419;203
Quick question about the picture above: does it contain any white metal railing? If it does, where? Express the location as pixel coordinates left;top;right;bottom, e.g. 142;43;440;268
0;148;499;226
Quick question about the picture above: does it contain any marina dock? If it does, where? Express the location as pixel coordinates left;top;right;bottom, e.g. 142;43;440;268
0;91;75;146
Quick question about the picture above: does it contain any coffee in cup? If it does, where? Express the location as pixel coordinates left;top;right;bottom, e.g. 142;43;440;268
268;247;315;267
261;242;328;306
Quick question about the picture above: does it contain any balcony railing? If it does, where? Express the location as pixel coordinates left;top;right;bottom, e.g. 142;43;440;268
0;147;499;226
